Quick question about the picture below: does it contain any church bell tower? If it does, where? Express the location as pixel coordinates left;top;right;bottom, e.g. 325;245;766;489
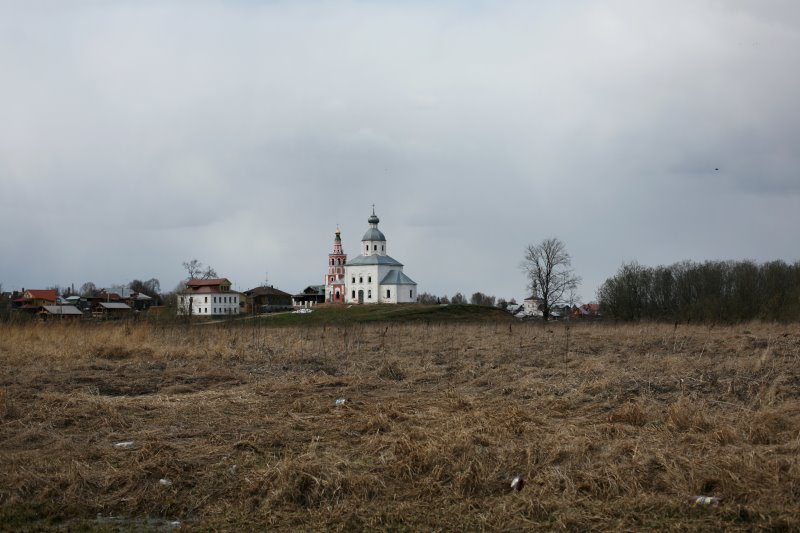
325;228;347;303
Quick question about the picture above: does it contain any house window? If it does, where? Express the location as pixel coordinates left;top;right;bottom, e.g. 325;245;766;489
213;297;217;303
386;289;391;298
351;290;355;298
205;296;208;303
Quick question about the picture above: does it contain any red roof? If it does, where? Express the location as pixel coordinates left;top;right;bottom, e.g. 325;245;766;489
581;303;601;313
186;278;230;287
24;290;57;301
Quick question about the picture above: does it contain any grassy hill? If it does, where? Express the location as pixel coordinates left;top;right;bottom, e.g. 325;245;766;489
250;303;516;326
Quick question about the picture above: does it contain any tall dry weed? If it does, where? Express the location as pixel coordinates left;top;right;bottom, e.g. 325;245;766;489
0;321;798;530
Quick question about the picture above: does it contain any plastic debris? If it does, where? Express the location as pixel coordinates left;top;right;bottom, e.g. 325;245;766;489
335;398;347;406
510;475;525;492
112;441;136;450
159;478;173;486
688;495;721;507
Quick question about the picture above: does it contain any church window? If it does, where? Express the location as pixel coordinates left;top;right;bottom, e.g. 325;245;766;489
368;290;371;299
382;245;384;251
352;276;355;283
205;297;208;303
351;290;355;298
373;245;377;251
368;276;371;283
386;289;391;298
410;290;413;298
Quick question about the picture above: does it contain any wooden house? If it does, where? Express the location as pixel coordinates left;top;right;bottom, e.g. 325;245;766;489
292;285;325;308
243;286;294;313
38;305;84;321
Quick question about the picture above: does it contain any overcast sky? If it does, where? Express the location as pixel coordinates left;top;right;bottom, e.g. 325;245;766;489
1;1;798;301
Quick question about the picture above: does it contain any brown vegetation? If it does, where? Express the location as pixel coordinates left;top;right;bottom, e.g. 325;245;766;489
1;321;799;531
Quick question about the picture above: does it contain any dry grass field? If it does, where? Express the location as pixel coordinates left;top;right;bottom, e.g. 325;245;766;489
1;319;799;531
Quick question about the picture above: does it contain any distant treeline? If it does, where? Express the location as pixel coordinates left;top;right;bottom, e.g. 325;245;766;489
598;260;800;323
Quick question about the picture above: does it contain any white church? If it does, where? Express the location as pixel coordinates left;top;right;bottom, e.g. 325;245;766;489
339;209;418;304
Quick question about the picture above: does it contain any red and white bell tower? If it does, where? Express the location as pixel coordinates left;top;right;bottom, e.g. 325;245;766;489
325;228;347;303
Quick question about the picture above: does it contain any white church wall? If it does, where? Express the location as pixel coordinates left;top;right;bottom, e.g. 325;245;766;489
397;286;417;303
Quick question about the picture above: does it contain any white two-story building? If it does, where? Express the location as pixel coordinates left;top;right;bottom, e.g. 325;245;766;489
178;278;240;316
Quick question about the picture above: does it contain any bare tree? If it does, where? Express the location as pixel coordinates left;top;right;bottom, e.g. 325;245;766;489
80;282;98;297
451;292;466;304
129;278;162;303
470;292;496;306
417;292;438;304
521;237;581;321
183;259;218;280
183;259;203;279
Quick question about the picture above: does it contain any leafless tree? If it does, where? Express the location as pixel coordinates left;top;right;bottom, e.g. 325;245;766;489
79;282;98;297
470;292;496;306
417;292;438;304
521;237;581;321
183;259;218;280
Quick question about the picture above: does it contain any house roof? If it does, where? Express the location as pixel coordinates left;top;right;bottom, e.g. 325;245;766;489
24;290;57;301
244;286;292;297
347;254;403;267
581;303;601;313
379;269;417;286
186;278;230;287
41;305;83;315
131;293;153;300
98;302;131;310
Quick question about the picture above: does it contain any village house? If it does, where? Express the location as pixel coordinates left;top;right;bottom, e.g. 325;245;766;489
38;305;84;321
344;209;417;304
574;303;601;318
93;301;132;319
516;296;544;318
243;285;294;313
177;278;240;317
13;289;58;312
293;285;325;308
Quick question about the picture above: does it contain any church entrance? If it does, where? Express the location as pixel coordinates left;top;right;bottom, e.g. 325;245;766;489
357;290;364;304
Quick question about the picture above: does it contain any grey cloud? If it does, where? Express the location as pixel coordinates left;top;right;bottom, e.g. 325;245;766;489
1;1;798;300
